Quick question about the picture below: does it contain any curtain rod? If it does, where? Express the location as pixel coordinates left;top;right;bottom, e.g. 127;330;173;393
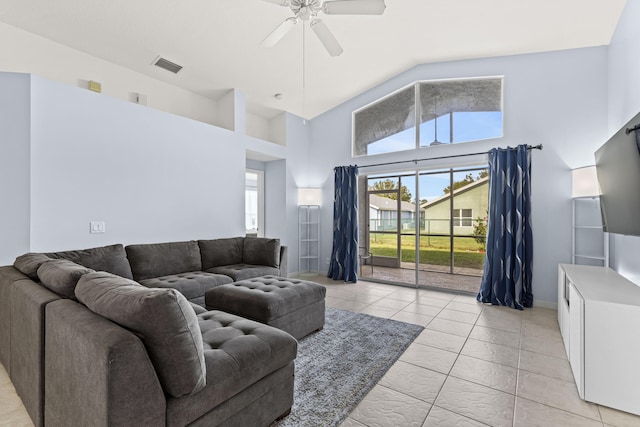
625;124;640;134
356;144;543;169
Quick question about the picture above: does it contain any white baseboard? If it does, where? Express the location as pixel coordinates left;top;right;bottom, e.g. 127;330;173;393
533;299;557;309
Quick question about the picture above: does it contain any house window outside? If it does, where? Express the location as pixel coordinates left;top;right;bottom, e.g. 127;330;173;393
353;77;503;156
453;209;473;227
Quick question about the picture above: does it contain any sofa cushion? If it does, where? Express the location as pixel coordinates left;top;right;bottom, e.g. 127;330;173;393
189;302;207;315
75;271;206;397
204;276;327;321
37;259;94;300
206;265;280;282
50;244;133;279
165;310;297;426
126;241;202;281
14;253;53;280
243;237;280;268
198;237;244;269
14;245;133;280
138;271;233;301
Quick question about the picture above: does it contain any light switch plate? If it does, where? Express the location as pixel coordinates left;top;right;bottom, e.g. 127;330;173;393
90;221;106;234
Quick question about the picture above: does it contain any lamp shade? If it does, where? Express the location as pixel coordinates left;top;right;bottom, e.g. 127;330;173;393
298;188;322;206
572;166;600;198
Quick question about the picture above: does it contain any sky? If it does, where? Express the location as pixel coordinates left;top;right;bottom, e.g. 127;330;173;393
366;111;498;202
367;111;503;156
369;169;487;205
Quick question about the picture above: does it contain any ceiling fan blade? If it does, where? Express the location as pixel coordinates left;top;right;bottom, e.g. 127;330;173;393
322;0;386;15
261;17;298;48
261;0;291;6
310;19;343;57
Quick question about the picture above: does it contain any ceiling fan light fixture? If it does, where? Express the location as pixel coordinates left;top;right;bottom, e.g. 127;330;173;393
310;19;343;57
322;0;386;15
261;0;386;55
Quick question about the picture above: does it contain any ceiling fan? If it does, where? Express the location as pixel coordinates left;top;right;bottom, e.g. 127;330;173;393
261;0;386;57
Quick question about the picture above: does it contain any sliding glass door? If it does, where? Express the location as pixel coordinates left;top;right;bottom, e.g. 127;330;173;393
451;169;488;276
366;177;401;270
418;170;452;276
364;166;487;292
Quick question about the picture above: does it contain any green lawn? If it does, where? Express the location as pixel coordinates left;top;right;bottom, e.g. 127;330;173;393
369;233;486;269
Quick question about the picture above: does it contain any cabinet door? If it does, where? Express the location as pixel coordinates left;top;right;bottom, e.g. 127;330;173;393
569;283;584;399
558;266;571;358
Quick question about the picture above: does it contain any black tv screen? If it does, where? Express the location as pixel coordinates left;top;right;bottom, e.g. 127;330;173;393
594;111;640;236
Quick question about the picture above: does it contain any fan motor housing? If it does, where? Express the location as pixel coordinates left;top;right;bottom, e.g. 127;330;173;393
291;0;322;20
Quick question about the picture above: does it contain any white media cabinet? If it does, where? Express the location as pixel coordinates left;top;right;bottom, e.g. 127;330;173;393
557;264;640;415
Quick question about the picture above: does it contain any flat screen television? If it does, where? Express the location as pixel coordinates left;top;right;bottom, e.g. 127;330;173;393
594;111;640;236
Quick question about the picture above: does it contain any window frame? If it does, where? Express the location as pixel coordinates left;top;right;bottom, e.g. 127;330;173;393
352;76;504;157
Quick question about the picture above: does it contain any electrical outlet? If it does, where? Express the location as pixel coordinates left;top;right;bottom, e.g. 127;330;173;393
90;221;106;234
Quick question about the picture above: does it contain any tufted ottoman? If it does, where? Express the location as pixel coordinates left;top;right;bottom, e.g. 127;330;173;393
204;276;326;340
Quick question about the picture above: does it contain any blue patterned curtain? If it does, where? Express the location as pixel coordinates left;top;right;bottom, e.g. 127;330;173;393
328;166;359;282
477;145;533;309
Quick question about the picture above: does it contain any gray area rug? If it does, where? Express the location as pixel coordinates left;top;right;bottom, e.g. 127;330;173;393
273;307;424;427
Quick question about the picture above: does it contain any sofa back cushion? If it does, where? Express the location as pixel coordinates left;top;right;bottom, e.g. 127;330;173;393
49;244;134;279
243;237;281;268
125;241;202;281
37;259;94;299
75;271;206;397
14;244;133;280
14;253;53;280
198;237;244;269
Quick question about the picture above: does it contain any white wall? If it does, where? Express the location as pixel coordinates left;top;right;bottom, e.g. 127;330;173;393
264;160;288;241
246;113;270;142
0;22;219;126
246;159;265;170
0;73;31;264
306;47;609;305
606;0;640;285
25;74;245;252
269;113;287;146
261;112;312;275
0;71;298;274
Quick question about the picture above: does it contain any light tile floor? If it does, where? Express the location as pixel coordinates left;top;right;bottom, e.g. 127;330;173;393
0;363;31;426
306;276;640;427
2;277;640;427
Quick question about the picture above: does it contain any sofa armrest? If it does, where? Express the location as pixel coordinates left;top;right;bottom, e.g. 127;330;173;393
0;266;27;373
10;277;60;427
45;299;166;427
279;246;288;277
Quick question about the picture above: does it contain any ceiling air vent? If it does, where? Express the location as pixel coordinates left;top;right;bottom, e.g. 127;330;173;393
153;56;183;74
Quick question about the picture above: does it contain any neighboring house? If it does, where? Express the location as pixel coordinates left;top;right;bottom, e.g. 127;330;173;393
368;194;417;232
420;177;488;236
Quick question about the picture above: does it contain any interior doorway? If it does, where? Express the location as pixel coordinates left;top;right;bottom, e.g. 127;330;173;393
245;169;264;237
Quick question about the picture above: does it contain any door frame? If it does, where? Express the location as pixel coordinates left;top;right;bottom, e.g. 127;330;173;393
245;169;264;237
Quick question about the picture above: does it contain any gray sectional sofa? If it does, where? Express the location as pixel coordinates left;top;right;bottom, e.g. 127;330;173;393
125;237;287;306
0;237;295;427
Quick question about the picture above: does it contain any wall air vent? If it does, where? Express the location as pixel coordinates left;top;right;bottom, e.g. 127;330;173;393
153;56;183;74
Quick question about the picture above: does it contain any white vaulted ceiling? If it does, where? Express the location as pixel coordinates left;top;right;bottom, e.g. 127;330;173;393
0;0;627;119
